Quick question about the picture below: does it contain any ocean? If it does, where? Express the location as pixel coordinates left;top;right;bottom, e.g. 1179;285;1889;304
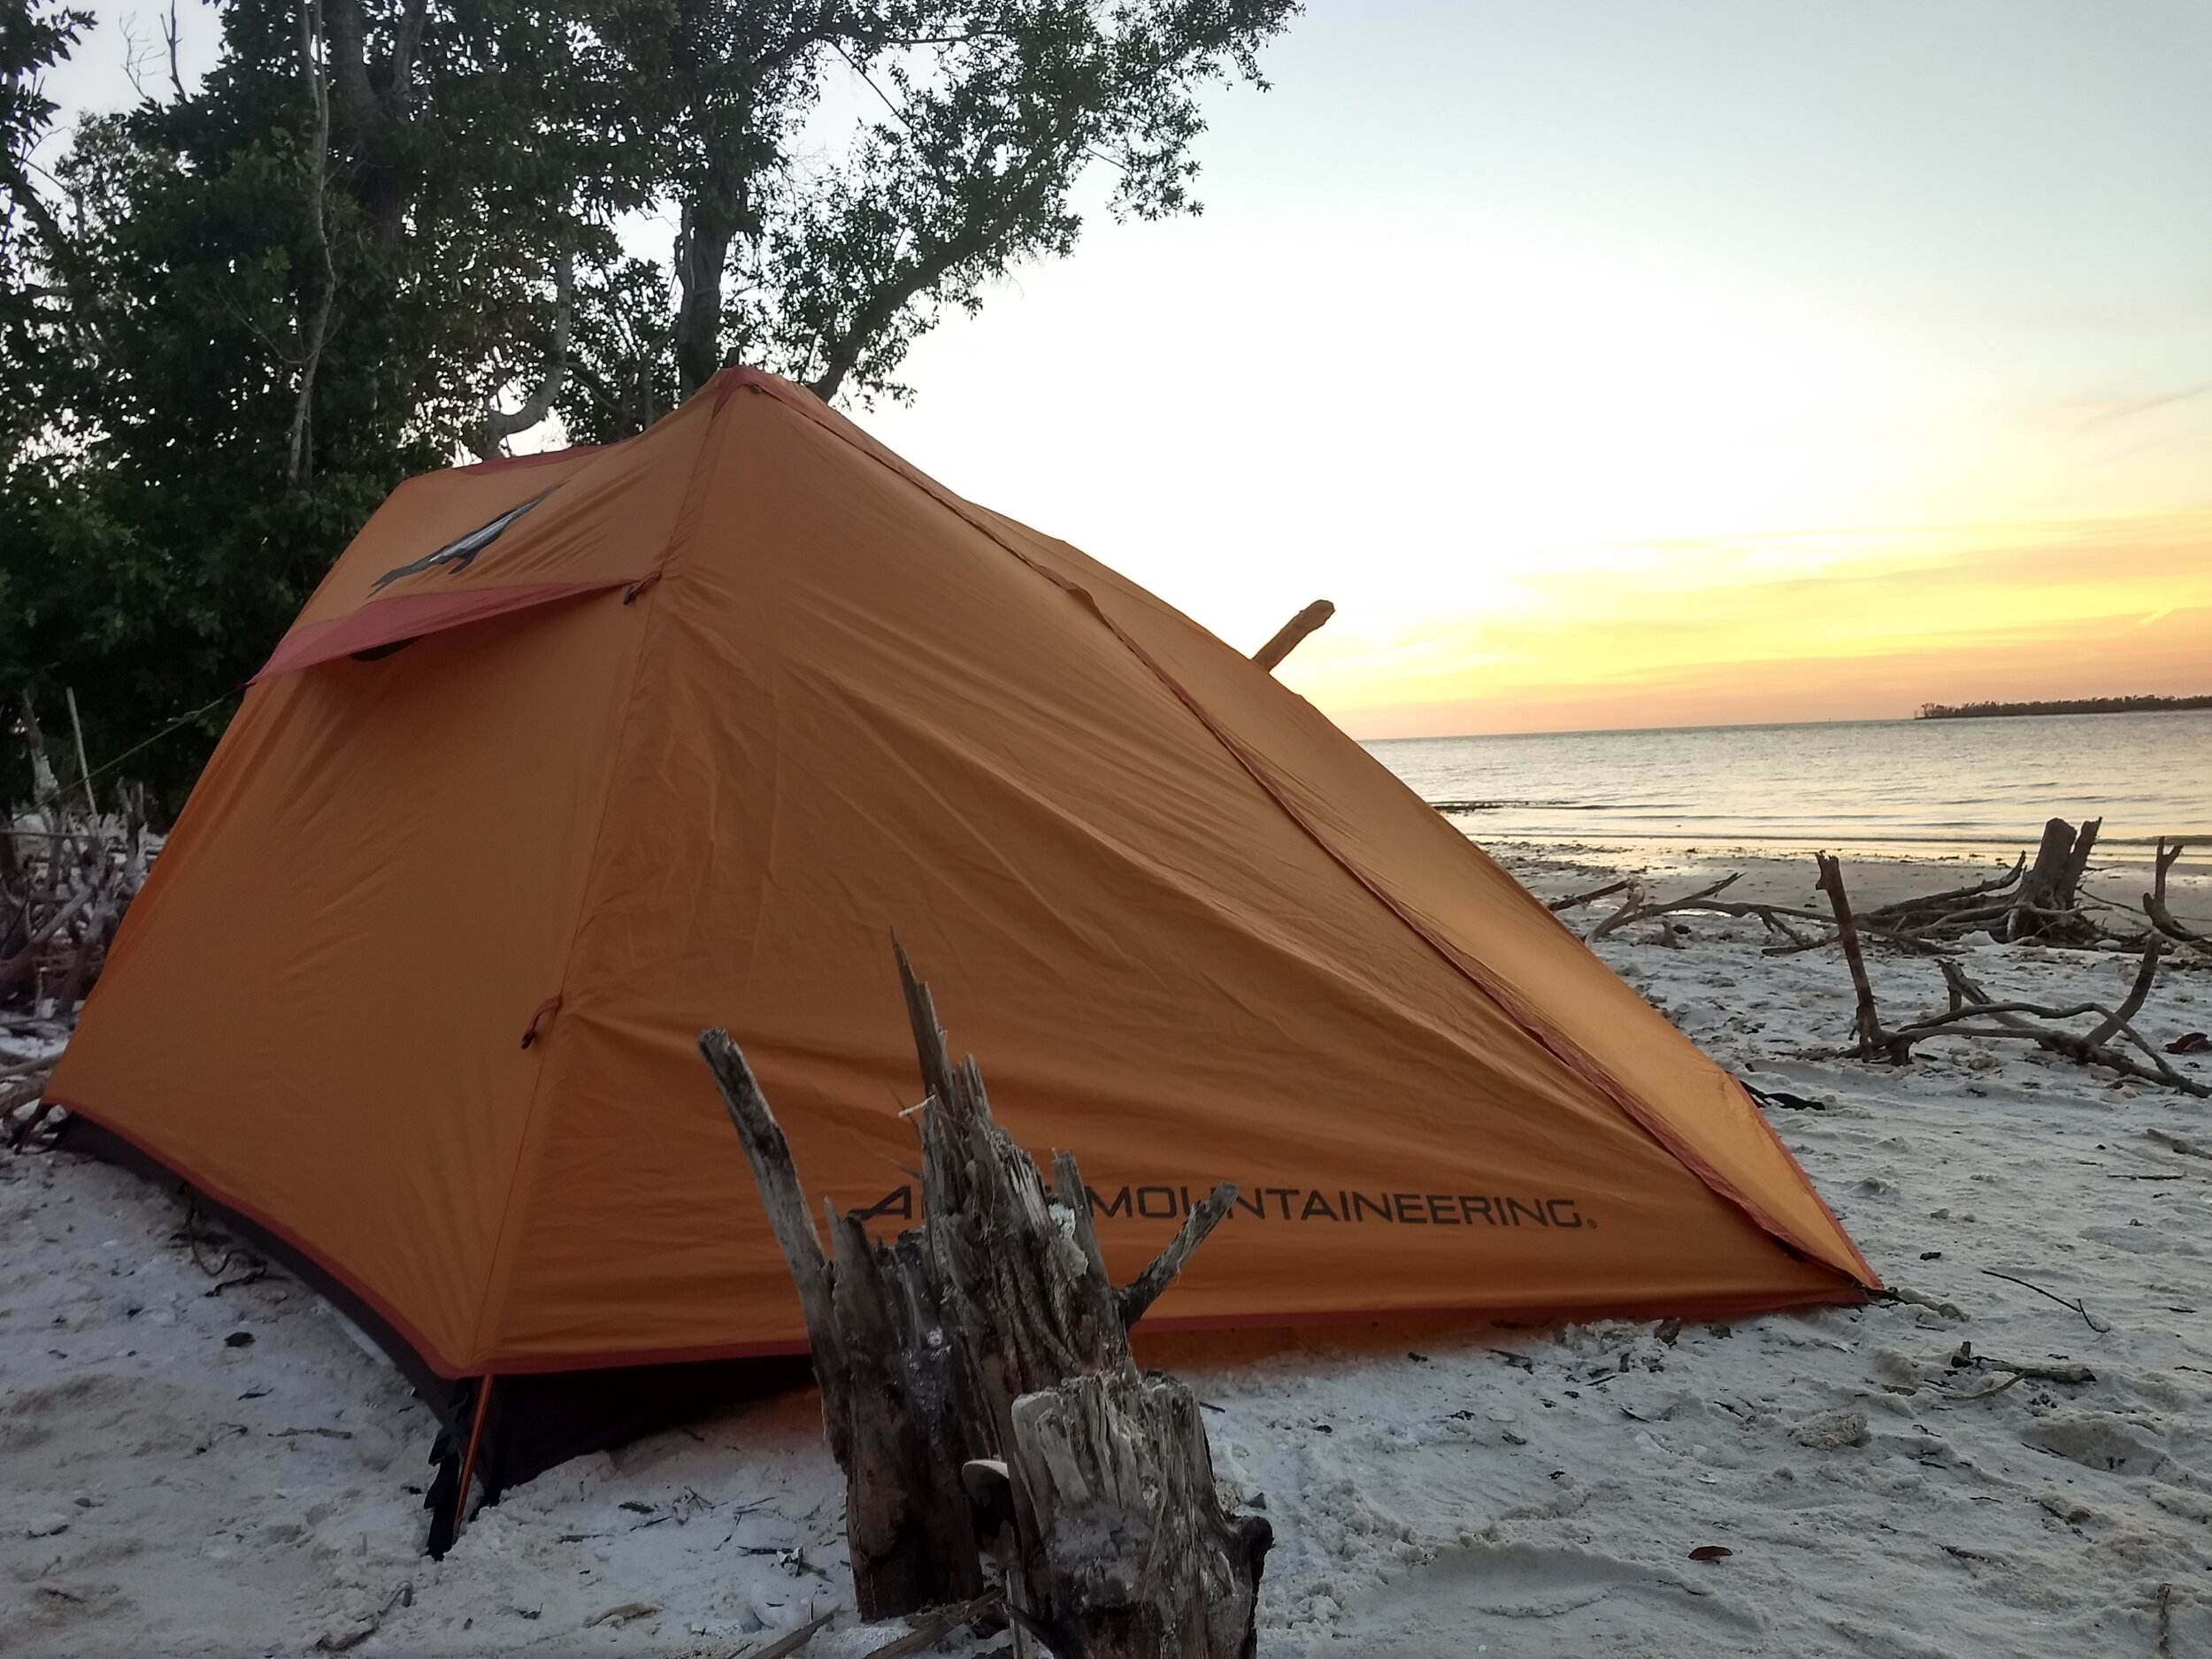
1363;710;2212;855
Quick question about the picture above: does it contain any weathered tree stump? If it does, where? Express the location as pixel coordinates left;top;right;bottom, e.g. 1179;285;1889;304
2005;815;2100;941
703;1034;982;1615
700;945;1270;1655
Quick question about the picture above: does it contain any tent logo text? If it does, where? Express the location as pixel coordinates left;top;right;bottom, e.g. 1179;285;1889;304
847;1183;1592;1231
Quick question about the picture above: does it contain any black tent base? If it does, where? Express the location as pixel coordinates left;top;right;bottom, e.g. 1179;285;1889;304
52;1114;815;1555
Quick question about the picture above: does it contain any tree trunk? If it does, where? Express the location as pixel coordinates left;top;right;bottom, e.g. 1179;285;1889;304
672;191;734;397
697;945;1269;1654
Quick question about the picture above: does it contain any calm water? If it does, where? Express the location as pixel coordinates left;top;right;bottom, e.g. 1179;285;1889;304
1365;711;2212;853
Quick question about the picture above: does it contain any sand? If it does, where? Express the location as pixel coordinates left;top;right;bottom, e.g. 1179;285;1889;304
4;842;2210;1657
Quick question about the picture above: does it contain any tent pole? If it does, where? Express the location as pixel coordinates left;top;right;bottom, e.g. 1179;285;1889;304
452;1374;495;1539
1251;599;1334;672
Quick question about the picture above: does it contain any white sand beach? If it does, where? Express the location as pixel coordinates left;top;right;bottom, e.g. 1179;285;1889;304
5;841;2210;1658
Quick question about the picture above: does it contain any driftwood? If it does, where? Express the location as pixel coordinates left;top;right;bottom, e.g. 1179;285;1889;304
1802;855;2208;1096
1545;877;1631;914
700;946;1270;1655
4;694;150;1018
1816;854;1887;1060
1570;815;2209;963
1575;868;1950;956
4;695;158;1148
1249;600;1333;673
2146;840;2204;946
1860;854;2025;932
1937;1340;2093;1398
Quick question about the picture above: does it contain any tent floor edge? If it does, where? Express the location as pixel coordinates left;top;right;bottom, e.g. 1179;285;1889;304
47;1110;815;1552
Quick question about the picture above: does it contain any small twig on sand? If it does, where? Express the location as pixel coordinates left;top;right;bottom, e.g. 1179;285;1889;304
741;1611;837;1659
1978;1269;2112;1334
1941;1340;2093;1388
2146;1128;2211;1161
1878;1285;1967;1322
859;1594;1002;1659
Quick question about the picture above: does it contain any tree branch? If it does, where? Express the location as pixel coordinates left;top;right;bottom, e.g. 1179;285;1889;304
473;248;576;457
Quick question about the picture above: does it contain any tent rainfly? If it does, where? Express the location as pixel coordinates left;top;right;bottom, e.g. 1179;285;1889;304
46;367;1877;1538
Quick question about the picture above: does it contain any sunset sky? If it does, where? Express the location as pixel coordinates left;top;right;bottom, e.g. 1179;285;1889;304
50;2;2212;736
863;1;2212;735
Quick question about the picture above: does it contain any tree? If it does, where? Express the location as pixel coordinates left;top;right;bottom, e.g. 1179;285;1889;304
2;0;1298;812
574;0;1296;411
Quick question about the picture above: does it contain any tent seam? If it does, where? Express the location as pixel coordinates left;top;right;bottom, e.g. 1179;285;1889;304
461;386;740;1369
726;369;1869;1290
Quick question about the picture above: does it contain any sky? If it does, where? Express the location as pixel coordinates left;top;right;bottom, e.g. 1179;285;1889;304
44;2;2212;735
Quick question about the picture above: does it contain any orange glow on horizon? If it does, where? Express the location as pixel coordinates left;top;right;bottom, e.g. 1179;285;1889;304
1277;512;2212;738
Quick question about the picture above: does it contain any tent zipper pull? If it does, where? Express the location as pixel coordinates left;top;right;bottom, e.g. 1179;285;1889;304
520;995;563;1049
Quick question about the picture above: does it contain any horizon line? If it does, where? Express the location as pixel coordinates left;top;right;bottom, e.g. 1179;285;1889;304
1355;701;2212;746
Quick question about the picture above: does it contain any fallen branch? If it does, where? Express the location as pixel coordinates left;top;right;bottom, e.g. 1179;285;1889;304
1587;872;1740;945
1941;1340;2093;1386
1862;855;2025;926
1578;870;1947;957
2145;839;2205;945
1816;853;1891;1061
1849;932;2210;1096
1978;1269;2112;1334
1917;952;2208;1097
1546;877;1630;914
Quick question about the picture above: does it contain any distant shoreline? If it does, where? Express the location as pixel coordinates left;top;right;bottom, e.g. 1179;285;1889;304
1915;695;2212;720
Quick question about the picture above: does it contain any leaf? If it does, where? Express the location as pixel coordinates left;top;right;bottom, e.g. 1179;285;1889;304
1688;1545;1733;1562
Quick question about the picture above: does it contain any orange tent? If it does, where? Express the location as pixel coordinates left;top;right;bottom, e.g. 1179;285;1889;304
48;367;1873;1516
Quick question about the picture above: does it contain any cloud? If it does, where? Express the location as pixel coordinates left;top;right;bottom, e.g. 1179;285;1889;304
2027;388;2210;432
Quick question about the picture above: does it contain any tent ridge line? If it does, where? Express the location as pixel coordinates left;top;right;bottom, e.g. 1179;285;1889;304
724;371;1866;1290
462;380;741;1365
836;684;1573;1078
1118;678;1869;1292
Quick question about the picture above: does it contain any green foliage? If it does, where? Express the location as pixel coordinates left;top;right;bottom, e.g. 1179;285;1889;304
2;0;1297;815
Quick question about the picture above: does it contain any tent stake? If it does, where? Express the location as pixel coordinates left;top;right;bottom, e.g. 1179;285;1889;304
452;1374;495;1539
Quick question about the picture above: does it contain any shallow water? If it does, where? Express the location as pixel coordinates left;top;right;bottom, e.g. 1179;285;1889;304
1364;710;2212;854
